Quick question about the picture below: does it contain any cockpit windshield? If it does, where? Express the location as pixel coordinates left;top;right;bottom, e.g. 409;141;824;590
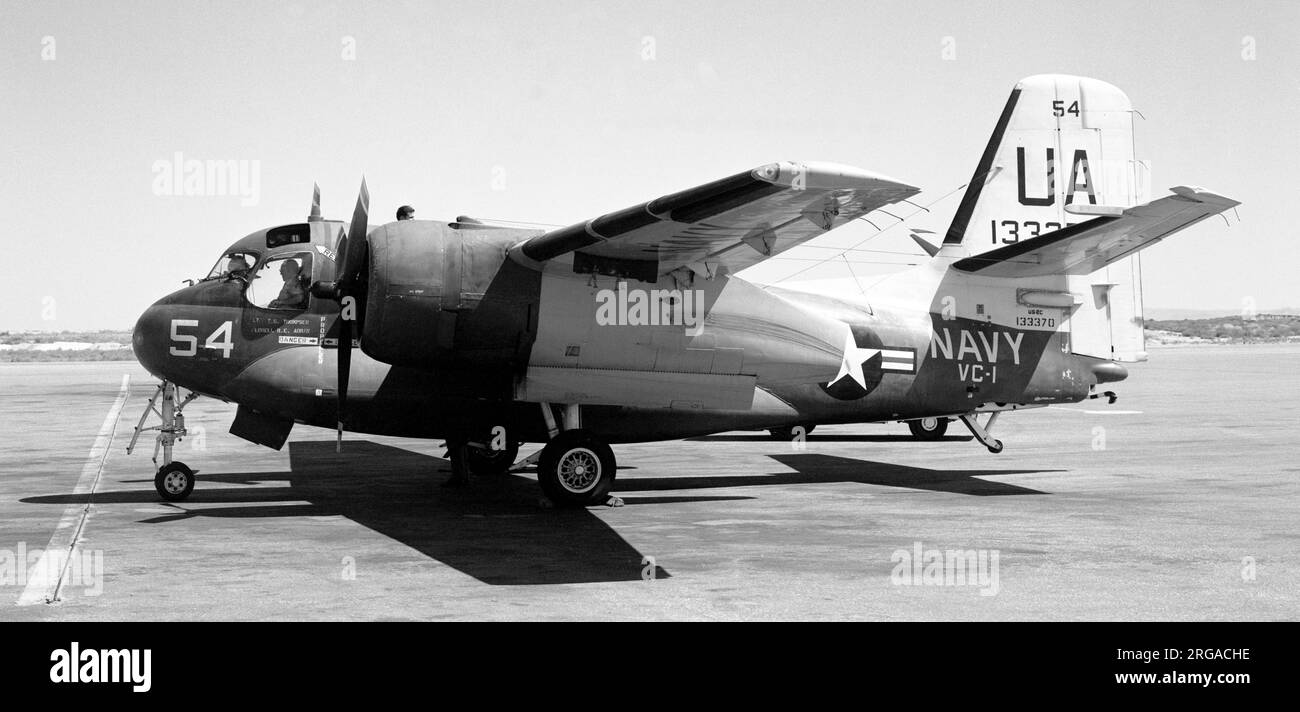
205;251;259;281
246;252;314;310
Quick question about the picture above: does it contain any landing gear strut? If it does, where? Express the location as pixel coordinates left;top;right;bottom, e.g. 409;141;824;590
127;381;200;502
958;412;1003;453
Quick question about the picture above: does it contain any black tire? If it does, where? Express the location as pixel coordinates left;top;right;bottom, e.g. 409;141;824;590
465;443;520;475
768;423;815;440
537;430;616;507
155;462;195;502
907;417;948;441
987;439;1004;454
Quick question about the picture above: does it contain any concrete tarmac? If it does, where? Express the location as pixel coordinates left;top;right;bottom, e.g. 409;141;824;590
1;345;1296;620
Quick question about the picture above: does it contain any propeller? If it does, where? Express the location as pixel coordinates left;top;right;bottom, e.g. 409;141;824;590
310;178;370;452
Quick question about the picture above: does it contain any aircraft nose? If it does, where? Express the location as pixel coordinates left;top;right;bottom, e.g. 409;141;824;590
132;302;172;378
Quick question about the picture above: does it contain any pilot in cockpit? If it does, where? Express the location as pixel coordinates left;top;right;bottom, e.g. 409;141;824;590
268;259;308;309
226;254;251;275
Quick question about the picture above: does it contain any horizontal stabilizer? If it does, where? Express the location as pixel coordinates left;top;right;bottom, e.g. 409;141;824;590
951;186;1239;278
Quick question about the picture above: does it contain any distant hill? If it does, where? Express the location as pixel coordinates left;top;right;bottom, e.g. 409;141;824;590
0;330;134;362
1145;315;1300;343
1145;307;1300;320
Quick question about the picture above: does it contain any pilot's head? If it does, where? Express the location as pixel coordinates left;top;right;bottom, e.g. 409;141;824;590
397;205;414;221
280;259;300;280
228;255;250;272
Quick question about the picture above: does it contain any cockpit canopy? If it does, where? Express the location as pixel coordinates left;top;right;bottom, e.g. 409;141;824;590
206;251;259;280
201;222;334;312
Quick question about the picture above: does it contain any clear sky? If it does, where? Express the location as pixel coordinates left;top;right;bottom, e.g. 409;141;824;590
2;0;1295;330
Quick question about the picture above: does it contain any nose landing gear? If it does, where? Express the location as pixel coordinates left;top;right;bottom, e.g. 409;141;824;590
126;380;200;502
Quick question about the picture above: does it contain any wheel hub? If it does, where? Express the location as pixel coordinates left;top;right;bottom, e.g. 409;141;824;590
163;471;188;493
558;448;600;493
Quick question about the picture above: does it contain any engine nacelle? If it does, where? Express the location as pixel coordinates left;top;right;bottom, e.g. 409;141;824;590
361;221;542;370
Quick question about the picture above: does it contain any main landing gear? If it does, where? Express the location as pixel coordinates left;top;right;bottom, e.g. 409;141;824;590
531;403;618;508
127;380;200;502
465;442;520;476
536;429;616;507
907;417;949;441
446;403;618;508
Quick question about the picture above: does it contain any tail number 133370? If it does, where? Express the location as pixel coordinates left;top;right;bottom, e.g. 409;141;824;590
170;319;234;358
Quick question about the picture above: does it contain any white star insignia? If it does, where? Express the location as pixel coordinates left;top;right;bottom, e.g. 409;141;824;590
832;330;880;389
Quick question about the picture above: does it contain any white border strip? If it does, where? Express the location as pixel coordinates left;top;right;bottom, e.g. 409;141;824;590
17;374;130;605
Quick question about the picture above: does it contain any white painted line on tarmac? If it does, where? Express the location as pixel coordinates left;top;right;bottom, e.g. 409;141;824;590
17;374;130;606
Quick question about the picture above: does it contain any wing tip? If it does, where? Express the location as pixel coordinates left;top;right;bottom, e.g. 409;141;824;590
1168;185;1241;208
753;161;919;195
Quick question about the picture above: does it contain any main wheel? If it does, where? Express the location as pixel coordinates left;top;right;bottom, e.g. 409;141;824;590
466;443;520;476
155;462;195;502
768;423;815;440
907;417;949;441
537;430;616;507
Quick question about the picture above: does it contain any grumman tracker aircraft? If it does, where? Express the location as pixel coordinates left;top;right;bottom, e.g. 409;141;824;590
130;75;1238;507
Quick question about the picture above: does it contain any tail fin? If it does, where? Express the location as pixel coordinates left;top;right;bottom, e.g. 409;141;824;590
946;75;1158;363
944;74;1149;251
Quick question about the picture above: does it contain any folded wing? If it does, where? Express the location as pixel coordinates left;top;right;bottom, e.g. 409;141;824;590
519;161;919;279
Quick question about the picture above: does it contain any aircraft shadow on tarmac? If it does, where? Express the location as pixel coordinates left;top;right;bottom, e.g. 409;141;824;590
22;443;1053;585
616;454;1055;497
688;434;974;443
26;441;713;586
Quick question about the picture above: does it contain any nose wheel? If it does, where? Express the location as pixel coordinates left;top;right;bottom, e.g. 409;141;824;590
155;462;195;502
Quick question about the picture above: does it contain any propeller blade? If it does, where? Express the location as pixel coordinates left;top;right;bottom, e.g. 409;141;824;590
336;316;352;453
309;182;322;221
333;177;368;453
339;177;370;290
333;233;349;280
